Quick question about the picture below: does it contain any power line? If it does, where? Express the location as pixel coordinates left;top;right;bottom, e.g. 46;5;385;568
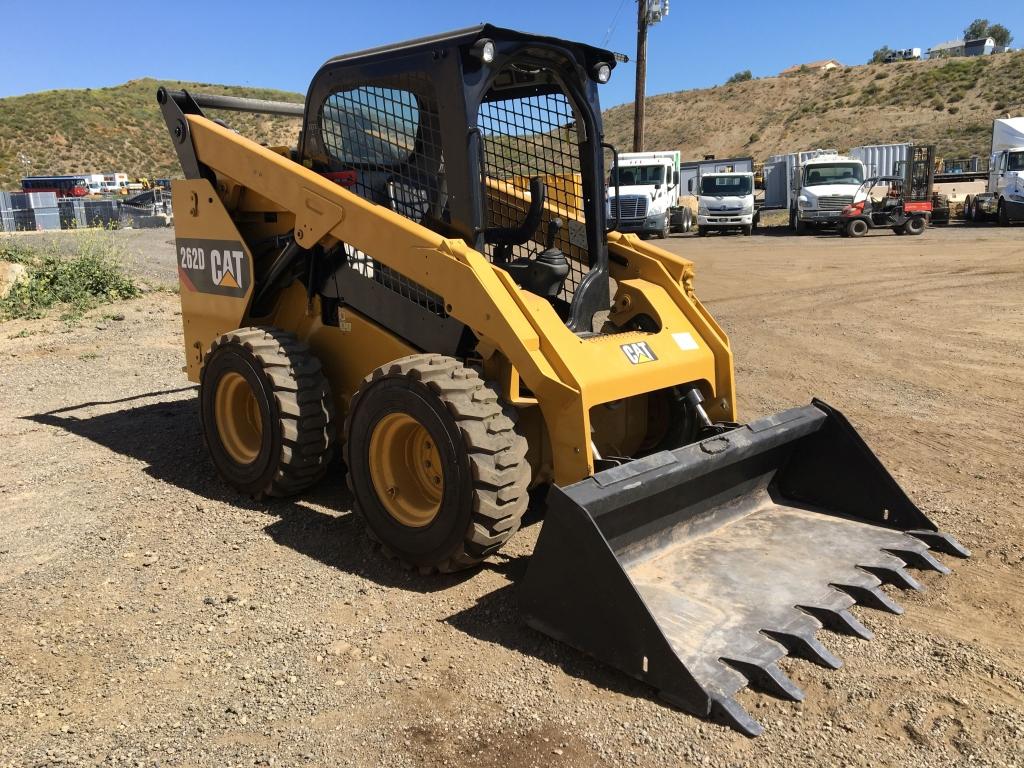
602;0;629;46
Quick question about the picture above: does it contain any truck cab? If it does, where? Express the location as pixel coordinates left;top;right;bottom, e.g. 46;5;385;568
696;171;756;236
606;151;681;239
967;118;1024;225
793;154;865;232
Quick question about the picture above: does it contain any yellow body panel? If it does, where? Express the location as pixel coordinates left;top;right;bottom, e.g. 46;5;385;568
174;114;736;485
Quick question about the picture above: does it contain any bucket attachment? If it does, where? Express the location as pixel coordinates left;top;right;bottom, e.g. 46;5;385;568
518;400;968;736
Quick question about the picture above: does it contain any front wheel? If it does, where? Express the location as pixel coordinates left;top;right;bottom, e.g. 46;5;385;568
657;217;670;239
999;200;1011;226
904;216;926;236
846;218;869;237
742;224;752;236
344;355;530;573
697;226;708;237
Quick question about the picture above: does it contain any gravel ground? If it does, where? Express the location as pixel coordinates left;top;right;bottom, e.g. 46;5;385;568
1;223;1022;767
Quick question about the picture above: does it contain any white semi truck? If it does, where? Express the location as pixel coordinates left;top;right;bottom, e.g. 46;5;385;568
965;118;1024;225
695;171;757;236
606;151;690;238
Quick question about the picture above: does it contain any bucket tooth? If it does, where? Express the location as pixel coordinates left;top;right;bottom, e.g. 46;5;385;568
761;629;842;669
834;582;904;614
908;530;971;558
720;658;805;702
798;604;874;640
708;696;763;738
884;546;951;575
860;564;923;591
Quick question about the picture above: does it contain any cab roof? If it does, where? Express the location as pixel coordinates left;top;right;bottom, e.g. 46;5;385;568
320;24;620;72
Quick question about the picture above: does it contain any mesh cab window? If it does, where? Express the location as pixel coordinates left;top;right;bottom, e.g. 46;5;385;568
478;86;588;299
321;87;421;165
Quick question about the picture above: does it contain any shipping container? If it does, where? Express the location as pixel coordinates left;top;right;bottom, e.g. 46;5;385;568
850;144;911;178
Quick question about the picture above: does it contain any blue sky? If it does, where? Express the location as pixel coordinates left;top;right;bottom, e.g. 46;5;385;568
0;0;1021;105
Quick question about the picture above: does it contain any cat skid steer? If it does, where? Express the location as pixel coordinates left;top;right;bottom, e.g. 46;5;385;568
158;25;967;736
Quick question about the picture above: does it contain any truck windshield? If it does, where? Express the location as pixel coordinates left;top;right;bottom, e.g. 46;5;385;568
1008;152;1024;172
804;163;862;186
700;176;752;196
609;165;665;186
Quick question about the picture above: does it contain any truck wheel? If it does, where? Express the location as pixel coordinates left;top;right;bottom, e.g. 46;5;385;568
973;199;987;224
794;217;807;235
344;354;530;573
963;196;974;222
683;208;693;233
697;226;708;237
905;216;926;236
200;327;336;498
847;219;869;237
657;217;670;239
999;200;1010;226
742;224;752;236
788;208;797;230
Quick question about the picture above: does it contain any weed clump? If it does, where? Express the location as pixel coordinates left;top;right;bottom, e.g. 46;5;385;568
0;235;139;320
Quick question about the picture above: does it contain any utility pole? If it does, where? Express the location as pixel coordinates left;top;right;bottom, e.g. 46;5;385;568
632;0;648;151
632;1;669;152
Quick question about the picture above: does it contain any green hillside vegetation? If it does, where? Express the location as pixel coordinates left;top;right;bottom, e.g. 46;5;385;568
0;78;303;187
602;50;1024;161
1;52;1022;188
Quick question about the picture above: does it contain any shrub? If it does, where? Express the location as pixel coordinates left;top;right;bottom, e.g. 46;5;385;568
0;235;139;320
948;106;960;114
726;70;753;84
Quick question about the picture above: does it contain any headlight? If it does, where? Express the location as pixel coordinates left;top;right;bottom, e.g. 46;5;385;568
698;205;709;215
593;62;612;83
798;196;812;209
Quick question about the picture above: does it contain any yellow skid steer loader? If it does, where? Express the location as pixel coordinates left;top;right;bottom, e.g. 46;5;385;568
158;25;967;735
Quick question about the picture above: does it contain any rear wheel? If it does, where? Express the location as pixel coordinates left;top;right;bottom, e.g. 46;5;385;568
963;196;974;221
344;354;530;573
847;218;869;237
972;199;987;223
904;216;926;236
200;327;336;498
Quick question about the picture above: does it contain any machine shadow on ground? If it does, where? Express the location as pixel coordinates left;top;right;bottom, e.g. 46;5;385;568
26;389;665;704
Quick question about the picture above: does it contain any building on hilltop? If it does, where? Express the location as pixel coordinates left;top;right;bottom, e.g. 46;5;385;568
927;37;1002;58
779;59;844;75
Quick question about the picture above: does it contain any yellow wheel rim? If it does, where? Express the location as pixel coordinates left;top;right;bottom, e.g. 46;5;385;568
368;413;444;527
214;372;263;464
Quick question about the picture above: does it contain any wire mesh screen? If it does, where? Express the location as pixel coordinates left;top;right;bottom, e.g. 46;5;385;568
319;79;447;316
478;87;589;297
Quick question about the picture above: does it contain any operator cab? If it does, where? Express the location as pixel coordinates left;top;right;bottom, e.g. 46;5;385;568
300;25;619;332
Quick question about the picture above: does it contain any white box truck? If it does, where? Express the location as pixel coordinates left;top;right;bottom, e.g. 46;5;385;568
606;151;688;238
763;149;868;233
965;118;1024;225
695;171;757;236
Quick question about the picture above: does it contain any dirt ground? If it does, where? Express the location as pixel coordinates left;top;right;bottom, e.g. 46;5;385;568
1;223;1022;767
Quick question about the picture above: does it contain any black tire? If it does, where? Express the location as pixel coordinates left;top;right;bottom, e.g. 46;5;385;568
200;327;336;498
972;199;987;224
893;225;906;235
697;226;708;237
742;224;752;236
344;354;530;573
657;216;670;239
962;196;974;222
847;218;869;237
904;216;926;235
788;208;797;230
794;216;807;235
683;208;693;233
999;200;1011;226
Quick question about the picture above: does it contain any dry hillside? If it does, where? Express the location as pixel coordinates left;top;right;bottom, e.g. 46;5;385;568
604;50;1024;160
1;52;1022;187
0;78;303;187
